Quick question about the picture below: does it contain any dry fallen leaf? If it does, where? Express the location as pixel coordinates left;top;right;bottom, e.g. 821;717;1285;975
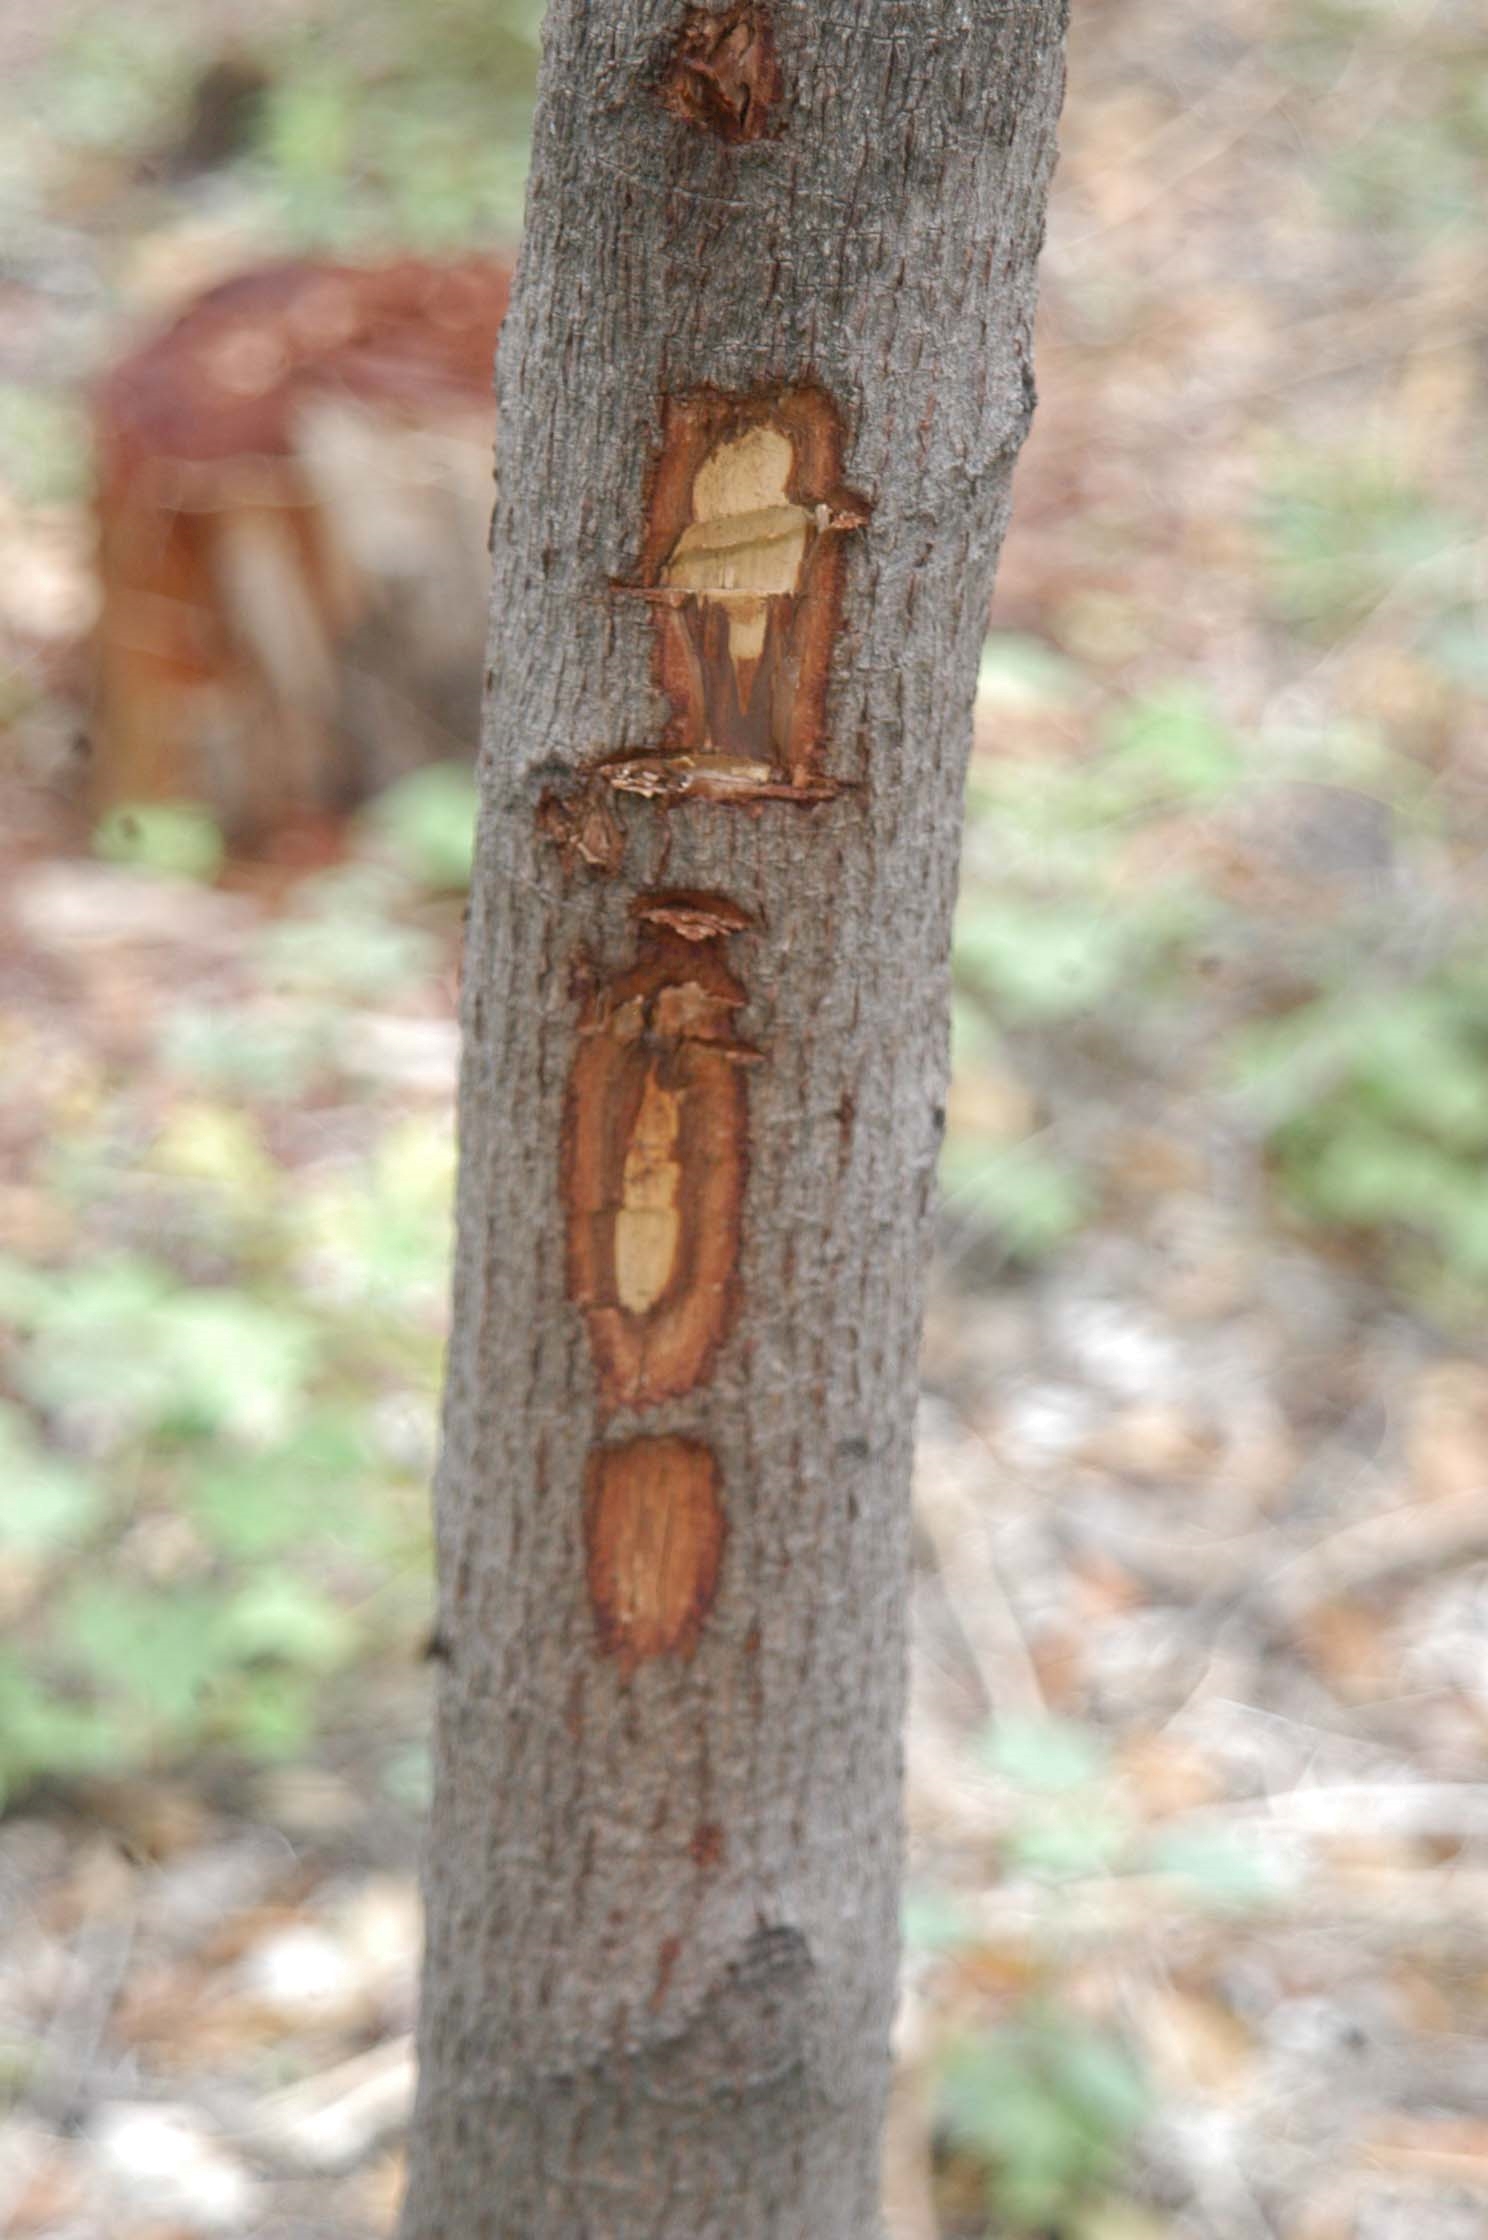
1137;1984;1258;2099
1408;1364;1488;1504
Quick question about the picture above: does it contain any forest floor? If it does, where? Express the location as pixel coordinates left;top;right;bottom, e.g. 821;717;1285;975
2;0;1487;2235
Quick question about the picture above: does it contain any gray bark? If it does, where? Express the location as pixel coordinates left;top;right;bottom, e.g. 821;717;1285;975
400;4;1066;2236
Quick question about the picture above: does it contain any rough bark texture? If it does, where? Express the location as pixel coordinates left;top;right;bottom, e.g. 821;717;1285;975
401;5;1066;2236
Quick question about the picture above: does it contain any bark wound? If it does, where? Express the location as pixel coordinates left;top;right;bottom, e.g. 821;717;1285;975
586;1437;725;1668
565;894;756;1413
558;392;863;1673
659;5;783;146
536;780;626;877
690;1820;726;1869
603;388;868;804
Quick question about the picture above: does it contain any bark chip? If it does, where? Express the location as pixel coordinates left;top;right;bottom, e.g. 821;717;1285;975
634;889;753;940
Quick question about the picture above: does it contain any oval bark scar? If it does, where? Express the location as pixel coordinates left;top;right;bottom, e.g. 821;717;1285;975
586;1437;726;1668
601;386;869;802
564;899;755;1413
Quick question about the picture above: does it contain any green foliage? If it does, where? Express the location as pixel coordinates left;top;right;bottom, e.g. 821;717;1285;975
936;2010;1151;2233
161;1004;332;1104
0;386;89;505
302;1114;456;1314
14;1259;317;1443
1273;0;1379;88
945;666;1239;1258
239;0;539;249
902;1886;983;1957
365;761;479;891
0;1403;105;1555
1259;449;1474;638
42;16;188;152
956;896;1136;1026
983;1715;1112;1795
904;1725;1281;2226
976;634;1083;712
185;1414;378;1558
0;1220;438;1803
60;1582;236;1728
214;1573;359;1672
0;834;456;1805
939;1135;1092;1262
941;991;1089;1265
973;1714;1284;1906
255;72;354;234
1234;955;1488;1300
36;0;538;252
953;638;1488;1314
1145;1828;1284;1910
0;1658;119;1794
956;676;1232;1025
93;803;226;884
981;1717;1132;1884
1324;120;1481;243
253;866;440;1000
1098;685;1243;807
0;1250;377;1796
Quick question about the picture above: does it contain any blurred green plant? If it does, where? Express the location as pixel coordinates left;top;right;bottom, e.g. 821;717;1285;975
364;760;479;891
1324;120;1481;244
969;1712;1282;1908
93;802;227;883
944;657;1239;1263
224;0;538;250
38;0;539;250
0;845;460;1807
894;1723;1277;2234
939;1127;1093;1266
0;387;90;506
940;996;1092;1265
956;671;1234;1029
934;2009;1151;2234
252;864;441;999
1273;0;1377;86
0;1225;440;1803
43;15;188;151
160;1005;332;1105
950;633;1488;1317
1259;448;1476;639
1233;952;1488;1310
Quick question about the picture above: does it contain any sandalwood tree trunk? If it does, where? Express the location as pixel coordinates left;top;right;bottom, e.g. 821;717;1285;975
400;5;1066;2234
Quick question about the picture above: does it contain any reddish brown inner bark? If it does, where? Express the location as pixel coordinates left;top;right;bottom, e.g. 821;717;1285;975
564;904;755;1419
585;1436;727;1667
658;4;784;146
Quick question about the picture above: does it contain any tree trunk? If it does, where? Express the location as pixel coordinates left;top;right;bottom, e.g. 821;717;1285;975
400;5;1066;2235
